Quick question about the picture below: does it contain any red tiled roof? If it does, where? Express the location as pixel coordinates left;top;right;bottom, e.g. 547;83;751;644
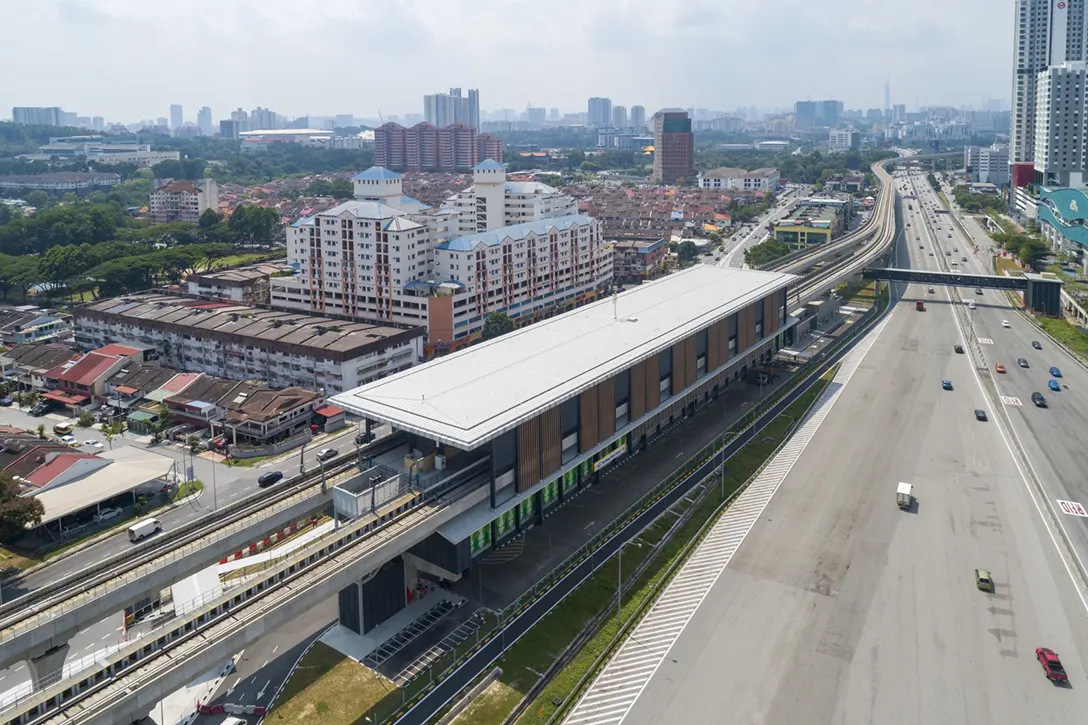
94;344;141;357
42;390;88;404
25;453;98;488
114;385;138;395
314;405;343;417
160;373;201;393
45;352;120;387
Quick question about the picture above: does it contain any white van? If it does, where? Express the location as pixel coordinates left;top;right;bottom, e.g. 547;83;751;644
896;482;913;509
128;518;162;542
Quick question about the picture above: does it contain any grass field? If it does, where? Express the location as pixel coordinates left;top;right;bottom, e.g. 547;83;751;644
994;256;1024;277
1037;316;1088;362
268;642;398;725
451;370;836;725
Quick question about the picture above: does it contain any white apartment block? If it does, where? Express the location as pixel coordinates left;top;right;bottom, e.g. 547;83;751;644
273;163;611;354
443;159;577;234
1034;61;1088;187
150;178;219;224
74;294;421;394
1011;0;1088;164
696;167;779;191
429;215;612;345
965;144;1011;186
827;128;860;153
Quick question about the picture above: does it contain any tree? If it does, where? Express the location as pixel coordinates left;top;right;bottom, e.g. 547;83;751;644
198;208;221;229
481;312;517;340
149;414;173;444
676;241;699;264
36;423;45;440
744;239;792;267
0;472;44;541
24;191;48;209
77;411;94;428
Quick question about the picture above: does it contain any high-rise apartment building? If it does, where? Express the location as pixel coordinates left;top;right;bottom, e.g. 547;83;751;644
170;104;183;130
793;100;844;130
588;97;613;127
272;164;611;354
1011;0;1088;164
526;107;547;129
612;105;628;129
630;105;646;131
197;106;213;136
374;122;502;172
12;107;62;126
423;88;480;129
1034;61;1088;187
443;160;578;234
652;109;695;184
150;178;219;224
965;144;1011;185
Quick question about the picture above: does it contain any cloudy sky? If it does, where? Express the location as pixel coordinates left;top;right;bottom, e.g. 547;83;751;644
2;0;1012;123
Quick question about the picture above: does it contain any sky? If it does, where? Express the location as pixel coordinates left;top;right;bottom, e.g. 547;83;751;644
1;0;1013;124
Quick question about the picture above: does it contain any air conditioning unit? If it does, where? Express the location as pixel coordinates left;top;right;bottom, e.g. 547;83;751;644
434;454;447;471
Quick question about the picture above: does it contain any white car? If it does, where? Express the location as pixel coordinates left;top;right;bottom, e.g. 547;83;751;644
968;302;976;310
60;434;78;446
93;507;123;523
84;439;103;449
1002;320;1011;328
316;448;338;462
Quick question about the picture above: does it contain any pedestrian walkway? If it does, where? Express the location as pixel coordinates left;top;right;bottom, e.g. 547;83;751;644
216;520;336;575
561;319;888;725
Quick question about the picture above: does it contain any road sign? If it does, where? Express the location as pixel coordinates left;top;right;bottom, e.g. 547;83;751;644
1001;396;1022;407
1057;499;1088;517
978;337;994;345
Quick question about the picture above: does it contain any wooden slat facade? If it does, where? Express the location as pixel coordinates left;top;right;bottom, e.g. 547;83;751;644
597;377;616;441
630;360;647;420
645;354;661;410
763;292;780;336
671;342;686;396
684;335;697;386
516;416;540;494
707;322;721;371
540;407;561;477
579;391;598;451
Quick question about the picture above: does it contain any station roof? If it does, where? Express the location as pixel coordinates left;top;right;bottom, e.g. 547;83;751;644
331;265;796;450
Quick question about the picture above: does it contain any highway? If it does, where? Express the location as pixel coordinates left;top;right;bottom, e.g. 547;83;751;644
911;173;1088;591
569;167;1088;724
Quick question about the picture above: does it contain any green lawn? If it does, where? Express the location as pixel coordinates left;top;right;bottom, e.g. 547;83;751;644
173;480;203;502
1037;316;1088;362
995;257;1024;277
207;252;279;270
269;642;397;725
452;370;836;725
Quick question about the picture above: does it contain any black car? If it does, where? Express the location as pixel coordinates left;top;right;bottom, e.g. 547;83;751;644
257;470;284;488
974;409;988;421
1031;392;1048;408
29;403;48;416
1032;340;1043;350
1017;358;1029;368
954;344;965;354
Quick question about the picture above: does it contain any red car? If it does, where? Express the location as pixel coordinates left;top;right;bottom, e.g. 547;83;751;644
1036;647;1068;682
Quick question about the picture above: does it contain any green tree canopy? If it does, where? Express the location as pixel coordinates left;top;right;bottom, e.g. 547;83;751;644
482;312;517;340
0;472;44;542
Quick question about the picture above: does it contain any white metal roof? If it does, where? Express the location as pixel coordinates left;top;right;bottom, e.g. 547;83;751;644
36;447;176;524
331;265;795;450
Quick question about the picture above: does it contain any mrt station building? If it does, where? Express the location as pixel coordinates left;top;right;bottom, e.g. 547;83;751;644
329;265;796;633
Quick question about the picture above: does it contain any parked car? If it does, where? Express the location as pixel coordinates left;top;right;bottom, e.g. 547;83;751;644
53;422;73;435
60;434;78;446
0;397;11;407
317;448;338;462
258;470;285;488
93;507;123;523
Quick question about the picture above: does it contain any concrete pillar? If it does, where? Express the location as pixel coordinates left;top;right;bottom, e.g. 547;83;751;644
26;642;70;689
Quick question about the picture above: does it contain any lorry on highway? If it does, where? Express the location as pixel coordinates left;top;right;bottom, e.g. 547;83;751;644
897;482;913;509
916;300;925;311
127;517;162;542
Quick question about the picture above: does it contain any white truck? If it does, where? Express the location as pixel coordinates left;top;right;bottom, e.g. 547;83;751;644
896;482;913;509
127;518;162;542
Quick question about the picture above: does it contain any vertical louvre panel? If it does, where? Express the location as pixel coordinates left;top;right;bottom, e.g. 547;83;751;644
718;319;730;363
743;304;757;351
516;416;540;494
645;354;661;410
579;391;598;451
684;335;697;386
541;407;561;478
707;322;721;371
671;342;686;396
597;377;616;440
630;361;646;420
764;293;780;335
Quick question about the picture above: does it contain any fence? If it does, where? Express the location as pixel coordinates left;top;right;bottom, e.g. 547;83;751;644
229;429;312;459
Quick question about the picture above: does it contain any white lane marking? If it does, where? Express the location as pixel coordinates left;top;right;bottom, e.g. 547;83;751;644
1057;500;1088;517
1001;396;1022;407
227;677;240;696
978;337;994;345
257;680;271;700
272;645;279;654
562;318;890;725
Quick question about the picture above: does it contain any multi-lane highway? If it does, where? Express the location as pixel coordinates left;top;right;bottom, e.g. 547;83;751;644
567;167;1088;724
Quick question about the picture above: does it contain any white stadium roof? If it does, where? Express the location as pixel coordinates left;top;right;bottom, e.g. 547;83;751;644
331;265;796;450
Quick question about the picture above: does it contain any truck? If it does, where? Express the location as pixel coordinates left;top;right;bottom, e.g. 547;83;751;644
916;300;925;311
897;482;913;509
128;518;162;543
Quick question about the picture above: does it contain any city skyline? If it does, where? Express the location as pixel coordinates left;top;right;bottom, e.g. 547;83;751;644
1;0;1012;123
